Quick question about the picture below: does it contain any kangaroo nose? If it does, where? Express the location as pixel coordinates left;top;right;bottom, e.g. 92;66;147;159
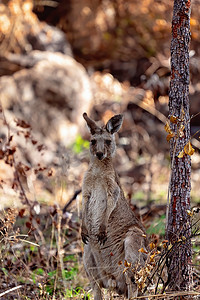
96;152;104;160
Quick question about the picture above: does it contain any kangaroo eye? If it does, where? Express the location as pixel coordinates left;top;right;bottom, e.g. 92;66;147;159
91;139;96;145
105;140;111;146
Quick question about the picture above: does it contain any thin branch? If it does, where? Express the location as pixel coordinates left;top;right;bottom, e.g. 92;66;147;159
135;290;200;299
190;111;200;121
0;285;23;298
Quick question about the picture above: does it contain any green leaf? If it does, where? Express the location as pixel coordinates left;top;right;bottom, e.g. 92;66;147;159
34;268;44;275
62;266;78;280
72;135;89;154
1;267;8;276
63;254;77;262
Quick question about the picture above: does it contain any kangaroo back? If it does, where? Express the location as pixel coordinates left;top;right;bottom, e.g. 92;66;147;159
81;113;147;300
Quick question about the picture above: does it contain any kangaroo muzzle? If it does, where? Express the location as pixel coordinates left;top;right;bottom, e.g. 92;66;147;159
96;151;104;160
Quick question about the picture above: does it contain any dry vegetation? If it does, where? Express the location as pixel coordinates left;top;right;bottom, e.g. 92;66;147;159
0;0;200;299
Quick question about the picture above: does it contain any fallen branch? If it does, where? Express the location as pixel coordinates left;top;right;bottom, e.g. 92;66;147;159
134;290;200;299
0;285;23;298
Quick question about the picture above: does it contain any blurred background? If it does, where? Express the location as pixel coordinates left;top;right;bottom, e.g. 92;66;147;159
0;0;200;298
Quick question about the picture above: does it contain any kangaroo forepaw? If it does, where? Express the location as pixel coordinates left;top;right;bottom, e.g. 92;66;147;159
97;232;107;245
81;227;89;244
97;224;107;245
81;232;89;244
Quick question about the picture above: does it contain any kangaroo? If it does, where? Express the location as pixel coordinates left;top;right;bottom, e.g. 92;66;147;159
81;113;147;300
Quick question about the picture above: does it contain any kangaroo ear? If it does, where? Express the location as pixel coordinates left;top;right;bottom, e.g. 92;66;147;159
106;114;123;134
83;113;100;135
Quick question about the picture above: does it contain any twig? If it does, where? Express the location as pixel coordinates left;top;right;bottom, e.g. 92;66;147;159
127;93;167;124
191;111;200;121
0;285;23;298
13;156;31;206
143;237;183;293
134;290;200;299
1;101;11;141
57;209;67;290
18;239;40;247
144;218;199;294
191;128;200;140
35;0;59;8
63;189;82;213
7;235;40;247
1;102;31;206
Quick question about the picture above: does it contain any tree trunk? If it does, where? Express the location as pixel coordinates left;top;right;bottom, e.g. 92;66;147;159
166;0;193;292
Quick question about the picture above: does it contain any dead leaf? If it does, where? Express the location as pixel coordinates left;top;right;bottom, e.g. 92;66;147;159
184;141;195;156
150;253;156;262
18;208;25;218
37;144;45;152
0;149;5;159
138;248;148;254
149;242;156;250
166;133;175;142
9;135;13;143
15;119;31;129
162;240;169;243
168;243;173;250
178;150;185;158
170;115;178;124
8;147;16;155
123;267;129;274
186;209;193;217
26;221;32;229
124;260;131;267
48;169;53;177
164;121;172;134
31;140;37;145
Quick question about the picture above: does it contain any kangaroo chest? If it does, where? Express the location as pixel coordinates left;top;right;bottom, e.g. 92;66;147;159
87;177;107;235
85;171;116;234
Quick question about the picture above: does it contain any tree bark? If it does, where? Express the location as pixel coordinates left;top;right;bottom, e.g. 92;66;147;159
166;0;193;292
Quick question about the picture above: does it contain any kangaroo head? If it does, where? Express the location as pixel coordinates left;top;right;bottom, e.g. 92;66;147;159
83;112;123;161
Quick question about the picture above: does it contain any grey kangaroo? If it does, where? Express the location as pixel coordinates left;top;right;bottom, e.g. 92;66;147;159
81;113;147;300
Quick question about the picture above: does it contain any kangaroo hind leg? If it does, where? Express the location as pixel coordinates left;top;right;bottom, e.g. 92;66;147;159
83;245;103;300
